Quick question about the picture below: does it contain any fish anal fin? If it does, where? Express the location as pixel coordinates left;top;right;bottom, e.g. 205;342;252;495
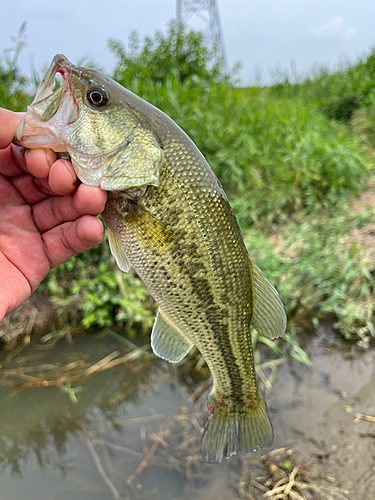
250;258;287;340
151;309;194;363
107;227;131;273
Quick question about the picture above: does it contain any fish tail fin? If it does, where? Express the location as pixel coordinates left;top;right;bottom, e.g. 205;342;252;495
201;394;273;463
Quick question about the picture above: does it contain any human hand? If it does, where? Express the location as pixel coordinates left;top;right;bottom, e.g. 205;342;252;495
0;107;107;321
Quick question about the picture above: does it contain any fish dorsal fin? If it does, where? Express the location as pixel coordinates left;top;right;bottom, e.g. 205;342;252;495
249;258;287;339
101;128;163;190
107;227;131;273
151;308;194;363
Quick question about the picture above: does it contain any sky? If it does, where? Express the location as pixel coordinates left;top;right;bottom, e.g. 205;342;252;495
0;0;374;85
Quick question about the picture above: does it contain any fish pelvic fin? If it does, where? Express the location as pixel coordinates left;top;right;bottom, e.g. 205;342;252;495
201;394;273;464
249;257;287;340
107;228;131;273
151;308;194;363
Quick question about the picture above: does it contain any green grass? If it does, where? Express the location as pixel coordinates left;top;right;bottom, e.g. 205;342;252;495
2;23;375;351
244;207;375;349
269;49;375;122
0;23;31;111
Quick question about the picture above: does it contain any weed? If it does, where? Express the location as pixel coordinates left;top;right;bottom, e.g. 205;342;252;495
1;24;375;350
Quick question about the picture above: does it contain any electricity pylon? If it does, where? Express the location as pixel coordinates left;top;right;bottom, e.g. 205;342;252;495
177;0;227;70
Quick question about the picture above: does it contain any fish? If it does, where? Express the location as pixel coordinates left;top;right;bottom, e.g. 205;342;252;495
14;54;286;463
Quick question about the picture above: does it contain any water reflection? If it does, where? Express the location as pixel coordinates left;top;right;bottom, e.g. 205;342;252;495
0;346;158;471
0;329;374;500
0;336;216;500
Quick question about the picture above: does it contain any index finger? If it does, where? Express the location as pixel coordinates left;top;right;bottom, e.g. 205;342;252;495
0;106;62;181
0;108;25;177
0;108;22;150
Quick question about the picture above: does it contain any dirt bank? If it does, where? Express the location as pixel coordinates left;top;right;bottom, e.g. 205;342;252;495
298;357;375;500
0;292;58;350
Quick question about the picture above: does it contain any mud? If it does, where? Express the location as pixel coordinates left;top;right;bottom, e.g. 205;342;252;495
0;292;57;351
299;359;375;500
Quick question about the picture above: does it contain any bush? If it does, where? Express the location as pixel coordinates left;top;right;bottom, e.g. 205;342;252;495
0;23;31;111
270;49;375;125
2;24;375;348
108;20;229;91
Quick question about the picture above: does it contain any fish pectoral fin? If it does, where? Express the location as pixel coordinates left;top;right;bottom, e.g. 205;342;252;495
151;308;194;363
124;201;175;251
249;257;287;339
107;227;131;273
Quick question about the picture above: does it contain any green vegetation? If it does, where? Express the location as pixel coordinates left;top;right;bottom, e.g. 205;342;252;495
272;51;375;123
0;23;31;111
1;22;375;351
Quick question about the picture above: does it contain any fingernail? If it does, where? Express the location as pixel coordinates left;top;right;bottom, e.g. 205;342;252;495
45;150;56;168
62;159;77;183
11;144;26;167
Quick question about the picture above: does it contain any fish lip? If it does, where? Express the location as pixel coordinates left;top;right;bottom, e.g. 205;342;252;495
13;112;67;151
13;55;78;151
34;54;73;103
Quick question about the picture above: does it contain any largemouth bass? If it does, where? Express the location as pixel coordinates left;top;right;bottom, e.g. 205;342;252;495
14;55;286;463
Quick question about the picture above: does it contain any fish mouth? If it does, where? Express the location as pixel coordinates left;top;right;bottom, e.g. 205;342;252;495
34;54;73;105
14;54;78;151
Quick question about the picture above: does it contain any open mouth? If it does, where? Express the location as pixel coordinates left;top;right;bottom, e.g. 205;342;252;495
13;54;78;151
34;54;72;104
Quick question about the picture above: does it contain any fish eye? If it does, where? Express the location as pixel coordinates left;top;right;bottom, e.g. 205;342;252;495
87;87;109;107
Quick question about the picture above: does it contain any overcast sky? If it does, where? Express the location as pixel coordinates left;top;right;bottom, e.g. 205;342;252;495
0;0;374;85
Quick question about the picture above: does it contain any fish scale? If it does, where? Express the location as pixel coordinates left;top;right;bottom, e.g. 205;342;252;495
13;54;287;463
104;139;253;400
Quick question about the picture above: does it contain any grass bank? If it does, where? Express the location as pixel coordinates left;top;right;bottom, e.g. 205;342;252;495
0;24;374;353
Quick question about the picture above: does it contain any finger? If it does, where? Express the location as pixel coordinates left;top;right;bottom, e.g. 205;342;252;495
26;148;58;178
33;184;107;233
42;215;105;268
48;158;78;195
0;108;22;150
0;174;24;206
0;145;24;177
10;174;52;205
31;159;78;197
10;159;80;205
12;146;58;178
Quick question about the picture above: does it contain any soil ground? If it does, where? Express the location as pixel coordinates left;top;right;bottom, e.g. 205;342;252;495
289;182;375;500
349;179;375;263
298;357;375;500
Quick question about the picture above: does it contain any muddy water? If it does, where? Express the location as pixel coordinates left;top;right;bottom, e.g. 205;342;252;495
0;328;373;500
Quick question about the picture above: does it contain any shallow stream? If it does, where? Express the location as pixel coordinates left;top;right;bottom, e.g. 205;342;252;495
0;327;373;500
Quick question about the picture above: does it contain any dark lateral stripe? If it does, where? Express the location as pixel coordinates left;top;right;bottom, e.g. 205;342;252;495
215;319;244;400
171;225;243;400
